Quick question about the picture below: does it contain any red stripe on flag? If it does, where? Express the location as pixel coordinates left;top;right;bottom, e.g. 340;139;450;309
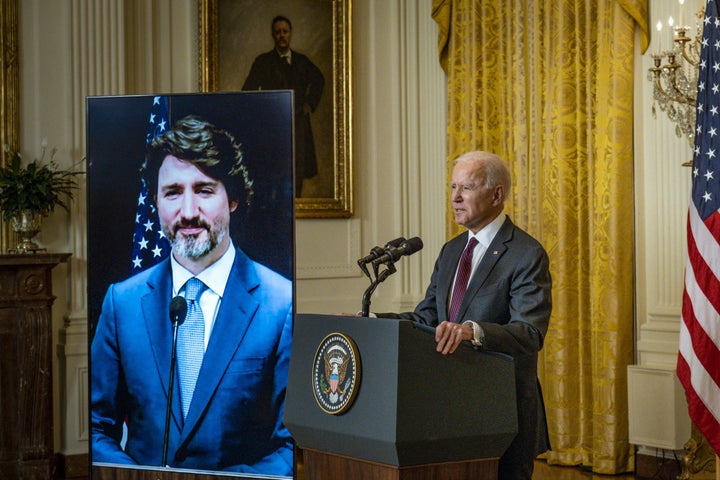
706;210;720;243
681;207;720;456
681;287;720;388
677;354;720;455
686;216;720;326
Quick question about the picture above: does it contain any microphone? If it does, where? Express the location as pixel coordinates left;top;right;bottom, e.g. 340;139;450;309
371;237;423;267
163;296;188;467
360;236;423;316
170;296;188;326
357;237;406;267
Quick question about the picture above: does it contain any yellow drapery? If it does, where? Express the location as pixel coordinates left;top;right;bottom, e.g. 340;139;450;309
432;0;648;474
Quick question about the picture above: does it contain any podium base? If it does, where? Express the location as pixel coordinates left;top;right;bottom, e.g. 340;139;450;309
297;447;499;480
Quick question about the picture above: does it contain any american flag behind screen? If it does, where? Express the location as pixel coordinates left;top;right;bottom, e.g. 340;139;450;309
130;96;171;273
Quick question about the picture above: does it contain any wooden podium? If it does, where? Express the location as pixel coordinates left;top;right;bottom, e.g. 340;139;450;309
285;314;518;480
296;448;500;480
0;252;70;480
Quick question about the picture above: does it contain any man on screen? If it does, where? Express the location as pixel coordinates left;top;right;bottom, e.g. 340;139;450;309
91;115;294;475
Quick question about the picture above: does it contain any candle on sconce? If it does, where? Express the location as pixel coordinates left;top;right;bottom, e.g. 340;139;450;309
647;0;699;154
668;15;675;50
679;0;685;27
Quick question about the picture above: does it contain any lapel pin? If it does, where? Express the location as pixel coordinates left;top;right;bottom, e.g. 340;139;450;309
493;250;499;255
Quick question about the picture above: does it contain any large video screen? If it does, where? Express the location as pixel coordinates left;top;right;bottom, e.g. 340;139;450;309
87;92;295;478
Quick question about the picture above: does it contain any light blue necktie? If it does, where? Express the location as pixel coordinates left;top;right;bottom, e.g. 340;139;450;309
177;277;206;418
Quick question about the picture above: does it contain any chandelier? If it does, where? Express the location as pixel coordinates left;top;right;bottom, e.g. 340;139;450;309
647;6;703;163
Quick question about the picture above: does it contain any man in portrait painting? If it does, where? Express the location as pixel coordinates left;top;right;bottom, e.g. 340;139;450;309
243;14;325;197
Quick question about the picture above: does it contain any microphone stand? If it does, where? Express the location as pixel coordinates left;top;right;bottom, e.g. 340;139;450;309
360;261;396;317
162;319;181;467
357;260;371;280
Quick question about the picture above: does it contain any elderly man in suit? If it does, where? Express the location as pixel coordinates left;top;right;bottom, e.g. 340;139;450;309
90;116;294;475
378;151;552;480
242;15;324;197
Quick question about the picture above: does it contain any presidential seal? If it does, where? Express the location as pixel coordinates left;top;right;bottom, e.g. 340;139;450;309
312;332;361;415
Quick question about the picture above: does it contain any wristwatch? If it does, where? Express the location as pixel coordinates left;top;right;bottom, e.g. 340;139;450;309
464;320;484;348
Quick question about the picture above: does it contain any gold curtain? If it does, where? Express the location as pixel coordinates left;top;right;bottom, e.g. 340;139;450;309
432;0;648;474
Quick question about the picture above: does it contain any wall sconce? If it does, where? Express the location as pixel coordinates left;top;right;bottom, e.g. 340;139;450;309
648;3;703;165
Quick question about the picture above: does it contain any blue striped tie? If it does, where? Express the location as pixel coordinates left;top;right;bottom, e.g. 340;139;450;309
177;277;206;418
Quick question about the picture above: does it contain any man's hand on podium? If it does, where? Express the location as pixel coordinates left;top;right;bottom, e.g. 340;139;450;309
435;321;473;355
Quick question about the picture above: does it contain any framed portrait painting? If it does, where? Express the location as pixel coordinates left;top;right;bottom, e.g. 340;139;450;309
199;0;353;218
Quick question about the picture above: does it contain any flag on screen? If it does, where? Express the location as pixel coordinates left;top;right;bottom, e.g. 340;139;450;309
130;95;171;273
677;0;720;456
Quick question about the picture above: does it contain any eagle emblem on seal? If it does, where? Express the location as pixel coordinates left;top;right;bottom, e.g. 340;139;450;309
312;333;361;415
324;345;350;395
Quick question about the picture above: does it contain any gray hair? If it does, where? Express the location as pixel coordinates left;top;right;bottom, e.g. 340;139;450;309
454;151;511;196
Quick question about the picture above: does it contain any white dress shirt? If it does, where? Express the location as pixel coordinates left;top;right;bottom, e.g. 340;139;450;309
452;213;506;347
170;243;236;350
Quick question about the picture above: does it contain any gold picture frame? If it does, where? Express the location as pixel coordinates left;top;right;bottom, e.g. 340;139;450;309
198;0;353;218
0;0;19;251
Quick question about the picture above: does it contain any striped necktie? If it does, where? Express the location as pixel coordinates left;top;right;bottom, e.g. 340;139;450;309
448;238;479;323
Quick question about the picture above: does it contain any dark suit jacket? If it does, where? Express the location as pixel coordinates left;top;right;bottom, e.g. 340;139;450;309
242;49;324;179
91;247;293;476
378;216;551;478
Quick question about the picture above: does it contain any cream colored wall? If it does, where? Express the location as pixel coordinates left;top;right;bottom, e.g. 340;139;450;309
19;0;445;456
297;0;446;315
635;0;696;369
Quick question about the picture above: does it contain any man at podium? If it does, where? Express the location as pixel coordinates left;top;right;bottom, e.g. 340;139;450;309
376;151;552;480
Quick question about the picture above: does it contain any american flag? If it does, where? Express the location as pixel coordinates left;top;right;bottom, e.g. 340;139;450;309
130;96;171;273
677;0;720;456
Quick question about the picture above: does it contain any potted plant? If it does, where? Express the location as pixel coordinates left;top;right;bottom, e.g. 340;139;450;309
0;142;83;253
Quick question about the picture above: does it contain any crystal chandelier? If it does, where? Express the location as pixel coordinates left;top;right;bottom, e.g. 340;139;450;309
647;6;703;163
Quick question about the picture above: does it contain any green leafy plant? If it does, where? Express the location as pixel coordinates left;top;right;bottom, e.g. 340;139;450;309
0;143;83;221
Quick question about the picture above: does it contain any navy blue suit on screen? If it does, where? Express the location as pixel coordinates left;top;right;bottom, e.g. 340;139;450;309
91;247;293;475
